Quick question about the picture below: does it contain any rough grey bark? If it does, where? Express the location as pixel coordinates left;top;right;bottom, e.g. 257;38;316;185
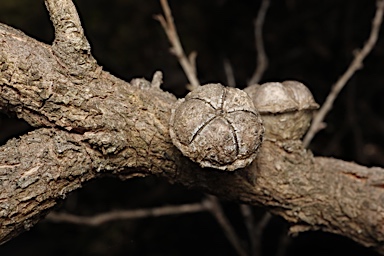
0;0;383;254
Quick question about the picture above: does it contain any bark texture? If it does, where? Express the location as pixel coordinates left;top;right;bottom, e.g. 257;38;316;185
0;0;383;254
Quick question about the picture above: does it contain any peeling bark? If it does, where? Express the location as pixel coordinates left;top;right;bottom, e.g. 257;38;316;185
0;0;384;254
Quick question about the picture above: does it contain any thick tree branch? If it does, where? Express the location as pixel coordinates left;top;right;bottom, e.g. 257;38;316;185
0;129;94;244
0;2;384;255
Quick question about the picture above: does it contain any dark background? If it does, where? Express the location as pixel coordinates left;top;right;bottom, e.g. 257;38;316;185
0;0;383;255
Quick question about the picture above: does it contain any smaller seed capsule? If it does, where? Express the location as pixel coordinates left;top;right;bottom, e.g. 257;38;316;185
245;81;319;140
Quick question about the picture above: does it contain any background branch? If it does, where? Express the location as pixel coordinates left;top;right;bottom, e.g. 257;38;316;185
248;0;270;85
303;0;384;147
155;0;200;90
46;201;208;226
47;194;248;255
223;58;236;87
206;196;248;256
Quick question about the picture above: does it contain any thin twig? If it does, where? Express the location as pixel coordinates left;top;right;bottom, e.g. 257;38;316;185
46;202;208;226
205;196;248;256
223;58;236;87
248;0;270;86
275;229;291;256
303;0;384;147
155;0;200;89
47;195;248;255
253;212;272;256
240;205;257;255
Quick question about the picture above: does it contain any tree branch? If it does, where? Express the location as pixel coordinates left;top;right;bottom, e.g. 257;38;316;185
46;201;208;226
248;0;270;85
46;195;248;255
303;0;384;147
206;196;248;256
155;0;200;90
0;128;95;244
0;1;384;254
45;0;97;76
